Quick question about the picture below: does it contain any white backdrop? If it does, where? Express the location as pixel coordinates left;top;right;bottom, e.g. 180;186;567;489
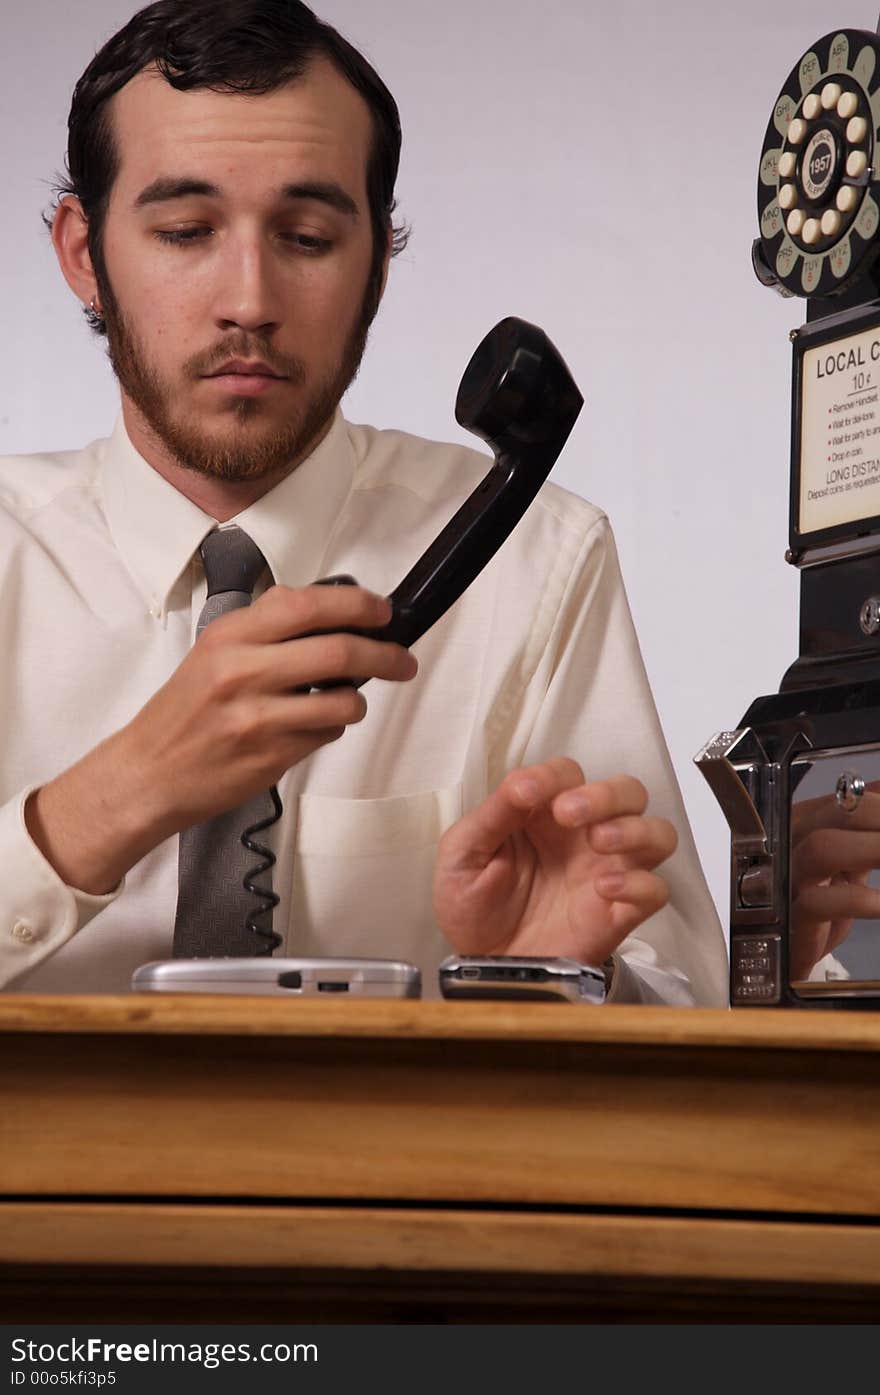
3;0;877;933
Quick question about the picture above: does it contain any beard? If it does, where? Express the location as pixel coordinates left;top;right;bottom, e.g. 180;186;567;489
94;268;373;483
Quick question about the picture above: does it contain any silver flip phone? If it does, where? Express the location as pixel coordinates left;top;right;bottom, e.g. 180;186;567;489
131;957;421;998
438;954;607;1004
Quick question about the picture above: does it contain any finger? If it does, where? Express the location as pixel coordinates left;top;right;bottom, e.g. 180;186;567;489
225;718;351;797
793;881;880;922
273;632;418;690
438;760;585;871
833;869;872;889
553;775;649;829
508;758;586;808
204;631;417;699
299;725;348;751
273;724;351;771
588;815;678;869
204;584;394;645
792;789;880;839
217;692;368;761
791;828;880;883
590;868;670;939
254;688;370;735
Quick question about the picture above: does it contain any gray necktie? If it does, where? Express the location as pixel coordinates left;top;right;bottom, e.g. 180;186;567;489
172;525;278;958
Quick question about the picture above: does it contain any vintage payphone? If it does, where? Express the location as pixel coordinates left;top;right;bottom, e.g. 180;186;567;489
697;26;880;1006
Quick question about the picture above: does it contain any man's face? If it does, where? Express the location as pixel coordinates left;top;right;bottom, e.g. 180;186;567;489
96;59;380;482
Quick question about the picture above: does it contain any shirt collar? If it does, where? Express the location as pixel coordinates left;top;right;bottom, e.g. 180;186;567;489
98;410;356;618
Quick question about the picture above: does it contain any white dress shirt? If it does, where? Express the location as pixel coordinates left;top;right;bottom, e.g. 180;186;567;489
0;409;728;1003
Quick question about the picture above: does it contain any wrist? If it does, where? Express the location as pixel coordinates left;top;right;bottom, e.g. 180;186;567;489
24;731;171;895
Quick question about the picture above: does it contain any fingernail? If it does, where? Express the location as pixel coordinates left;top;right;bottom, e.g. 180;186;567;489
596;824;623;850
596;873;625;897
514;777;540;804
561;792;592;823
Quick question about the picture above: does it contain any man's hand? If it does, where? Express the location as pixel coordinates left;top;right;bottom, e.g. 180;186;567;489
433;757;677;965
124;584;416;827
790;782;880;980
26;584;417;895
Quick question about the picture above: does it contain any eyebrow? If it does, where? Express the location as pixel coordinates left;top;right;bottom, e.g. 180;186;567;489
133;177;359;218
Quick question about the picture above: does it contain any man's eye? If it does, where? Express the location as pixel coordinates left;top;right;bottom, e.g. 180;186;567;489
152;227;332;252
154;227;211;246
282;232;332;254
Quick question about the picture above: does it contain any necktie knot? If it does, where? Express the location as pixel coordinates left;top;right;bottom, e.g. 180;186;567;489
200;525;269;597
196;526;271;638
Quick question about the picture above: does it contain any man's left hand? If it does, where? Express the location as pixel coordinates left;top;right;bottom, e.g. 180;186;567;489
433;758;677;965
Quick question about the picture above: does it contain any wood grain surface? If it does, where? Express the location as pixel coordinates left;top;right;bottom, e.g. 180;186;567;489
4;996;880;1317
3;1202;879;1286
3;993;880;1050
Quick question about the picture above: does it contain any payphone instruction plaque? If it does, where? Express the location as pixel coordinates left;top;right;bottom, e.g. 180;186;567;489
800;320;880;534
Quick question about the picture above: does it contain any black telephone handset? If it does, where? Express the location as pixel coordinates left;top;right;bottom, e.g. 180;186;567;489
373;315;582;644
239;317;582;954
315;316;583;668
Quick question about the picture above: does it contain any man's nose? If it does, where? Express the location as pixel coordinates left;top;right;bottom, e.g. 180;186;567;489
213;238;281;335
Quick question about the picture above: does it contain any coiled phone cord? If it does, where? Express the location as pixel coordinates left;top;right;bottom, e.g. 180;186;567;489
241;783;283;954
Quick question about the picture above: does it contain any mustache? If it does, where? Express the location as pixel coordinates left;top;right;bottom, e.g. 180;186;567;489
187;337;307;384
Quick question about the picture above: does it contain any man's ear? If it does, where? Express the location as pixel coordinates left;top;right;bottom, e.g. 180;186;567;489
51;196;100;310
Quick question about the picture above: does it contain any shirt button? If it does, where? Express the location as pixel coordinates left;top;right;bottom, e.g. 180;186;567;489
12;921;37;944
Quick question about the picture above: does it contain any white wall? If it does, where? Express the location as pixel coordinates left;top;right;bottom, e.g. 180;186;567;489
3;0;876;931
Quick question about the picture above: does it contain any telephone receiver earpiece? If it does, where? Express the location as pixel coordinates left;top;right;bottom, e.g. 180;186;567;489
314;315;583;678
454;314;584;455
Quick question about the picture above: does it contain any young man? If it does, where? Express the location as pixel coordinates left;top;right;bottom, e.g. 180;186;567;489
0;0;727;1003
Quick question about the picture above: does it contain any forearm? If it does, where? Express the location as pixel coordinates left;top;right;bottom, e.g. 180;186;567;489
23;728;174;896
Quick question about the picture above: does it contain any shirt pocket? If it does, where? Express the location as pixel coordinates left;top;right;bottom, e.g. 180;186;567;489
285;784;463;997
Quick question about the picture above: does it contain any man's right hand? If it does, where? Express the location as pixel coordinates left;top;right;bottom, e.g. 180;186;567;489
25;585;417;896
789;780;880;980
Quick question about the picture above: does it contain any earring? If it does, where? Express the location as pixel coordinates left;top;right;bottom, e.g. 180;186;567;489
89;296;100;313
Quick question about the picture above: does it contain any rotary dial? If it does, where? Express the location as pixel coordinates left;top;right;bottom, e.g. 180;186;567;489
757;30;880;298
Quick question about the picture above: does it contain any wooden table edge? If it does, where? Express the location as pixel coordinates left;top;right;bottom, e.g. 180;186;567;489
3;996;880;1053
3;1202;880;1287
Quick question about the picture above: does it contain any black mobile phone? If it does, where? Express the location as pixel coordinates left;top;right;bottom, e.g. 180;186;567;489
438;955;607;1004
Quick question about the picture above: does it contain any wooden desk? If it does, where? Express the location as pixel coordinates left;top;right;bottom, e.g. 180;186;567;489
2;996;880;1321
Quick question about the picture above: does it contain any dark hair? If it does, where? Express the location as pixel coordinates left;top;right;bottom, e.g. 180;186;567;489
50;0;409;331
